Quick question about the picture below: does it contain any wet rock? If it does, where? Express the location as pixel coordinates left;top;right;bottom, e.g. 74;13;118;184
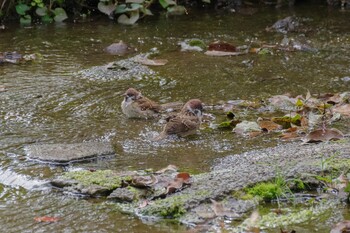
104;41;135;56
0;51;23;64
49;139;350;228
77;55;158;81
266;16;299;34
25;142;115;163
233;121;261;135
51;169;132;196
108;187;146;202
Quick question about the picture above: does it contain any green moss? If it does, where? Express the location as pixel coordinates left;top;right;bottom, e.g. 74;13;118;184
63;170;124;190
246;182;283;201
140;190;210;219
188;39;206;49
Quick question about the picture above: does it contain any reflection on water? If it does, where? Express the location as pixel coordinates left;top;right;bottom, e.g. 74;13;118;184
0;4;349;232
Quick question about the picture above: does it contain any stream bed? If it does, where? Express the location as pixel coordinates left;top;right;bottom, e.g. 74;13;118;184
0;3;350;232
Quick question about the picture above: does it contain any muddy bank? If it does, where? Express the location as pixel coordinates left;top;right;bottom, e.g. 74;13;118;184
50;139;350;229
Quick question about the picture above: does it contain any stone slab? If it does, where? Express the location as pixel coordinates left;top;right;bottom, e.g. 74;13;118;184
25;142;115;163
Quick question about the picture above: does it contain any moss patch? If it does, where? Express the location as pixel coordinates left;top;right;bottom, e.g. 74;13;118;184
63;170;126;190
246;182;283;201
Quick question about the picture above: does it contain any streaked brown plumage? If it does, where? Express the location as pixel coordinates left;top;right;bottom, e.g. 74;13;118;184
121;88;161;119
155;99;203;140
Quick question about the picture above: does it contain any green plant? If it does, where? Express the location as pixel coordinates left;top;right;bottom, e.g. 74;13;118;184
14;0;67;24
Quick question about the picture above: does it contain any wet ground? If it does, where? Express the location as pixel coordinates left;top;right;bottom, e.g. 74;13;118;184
0;3;350;232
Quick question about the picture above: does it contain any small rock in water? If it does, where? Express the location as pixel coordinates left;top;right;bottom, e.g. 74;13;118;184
104;41;135;56
25;142;115;163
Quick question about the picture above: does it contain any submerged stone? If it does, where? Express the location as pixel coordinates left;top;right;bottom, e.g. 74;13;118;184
25;142;115;163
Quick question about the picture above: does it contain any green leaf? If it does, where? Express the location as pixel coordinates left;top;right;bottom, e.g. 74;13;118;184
159;0;176;8
42;15;53;23
202;0;210;3
16;4;30;16
167;5;186;15
36;7;48;16
296;98;304;107
117;11;139;25
20;15;32;24
125;3;142;12
53;8;68;22
115;4;127;14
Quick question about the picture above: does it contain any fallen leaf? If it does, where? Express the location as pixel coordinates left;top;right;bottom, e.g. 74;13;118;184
155;164;178;174
34;216;60;223
279;131;300;141
330;220;350;233
208;41;236;52
257;118;283;132
249;131;264;138
176;172;191;184
166;177;184;194
166;172;191;194
333;104;350;117
131;174;158;187
304;128;344;143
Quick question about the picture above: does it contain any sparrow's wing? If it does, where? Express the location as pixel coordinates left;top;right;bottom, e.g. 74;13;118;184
164;117;199;135
138;97;161;112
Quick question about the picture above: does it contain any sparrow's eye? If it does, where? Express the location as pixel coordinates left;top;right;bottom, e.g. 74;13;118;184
194;109;202;116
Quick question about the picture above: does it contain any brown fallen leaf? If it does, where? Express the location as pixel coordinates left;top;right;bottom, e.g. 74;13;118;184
249;131;264;138
333;104;350;117
257;118;283;132
330;220;350;233
176;172;191;184
166;172;192;194
131;174;158;188
166;177;184;194
155;164;178;174
304;128;344;143
318;93;342;105
280;131;300;141
34;216;60;223
208;41;236;52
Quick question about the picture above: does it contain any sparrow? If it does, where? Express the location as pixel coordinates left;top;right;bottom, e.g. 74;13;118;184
154;99;203;140
121;88;161;119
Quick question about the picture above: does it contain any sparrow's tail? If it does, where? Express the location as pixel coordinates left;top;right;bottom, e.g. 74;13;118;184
160;101;183;113
152;131;167;141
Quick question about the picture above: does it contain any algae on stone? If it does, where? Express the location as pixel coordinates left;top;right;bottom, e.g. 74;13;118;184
63;170;127;190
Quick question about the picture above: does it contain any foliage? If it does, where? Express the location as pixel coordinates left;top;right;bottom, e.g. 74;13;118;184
0;0;210;25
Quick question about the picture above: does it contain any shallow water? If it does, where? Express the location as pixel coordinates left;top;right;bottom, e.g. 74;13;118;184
0;4;350;232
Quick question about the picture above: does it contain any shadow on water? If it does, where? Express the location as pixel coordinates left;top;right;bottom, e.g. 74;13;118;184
0;3;350;232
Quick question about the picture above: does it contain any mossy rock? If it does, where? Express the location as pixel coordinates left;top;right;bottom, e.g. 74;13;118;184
63;170;124;190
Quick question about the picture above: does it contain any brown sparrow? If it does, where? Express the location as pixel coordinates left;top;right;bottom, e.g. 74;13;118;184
154;99;203;140
121;88;161;119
